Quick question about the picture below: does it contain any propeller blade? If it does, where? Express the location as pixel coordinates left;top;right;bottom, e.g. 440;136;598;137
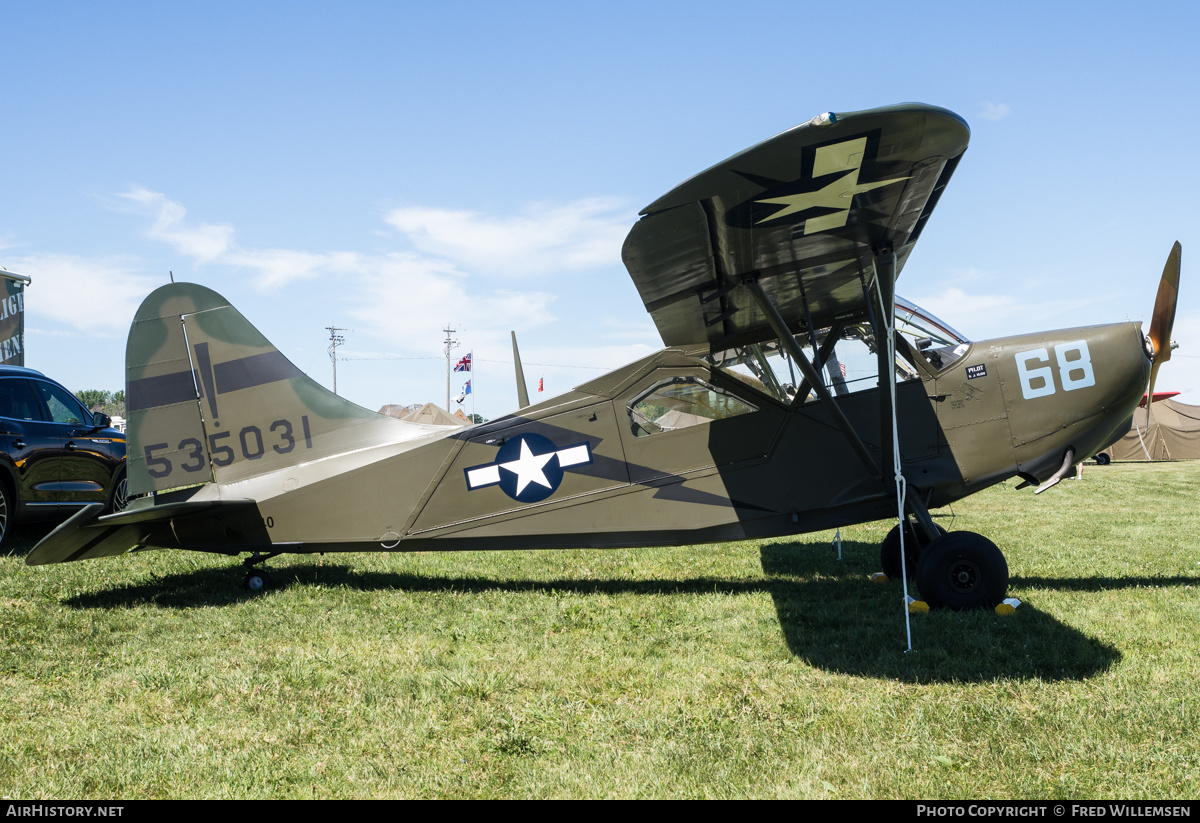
1146;241;1182;404
1148;242;1181;363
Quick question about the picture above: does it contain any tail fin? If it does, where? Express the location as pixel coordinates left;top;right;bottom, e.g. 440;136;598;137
125;283;393;496
511;330;530;408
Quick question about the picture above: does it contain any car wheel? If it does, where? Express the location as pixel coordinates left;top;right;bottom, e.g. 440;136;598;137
0;482;10;549
108;470;129;513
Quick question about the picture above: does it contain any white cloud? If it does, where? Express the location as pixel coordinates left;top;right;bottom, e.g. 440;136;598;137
225;248;368;291
978;102;1012;121
906;287;1023;338
347;252;556;349
384;197;631;276
102;188;643;409
113;188;631;297
5;253;160;333
116;186;234;262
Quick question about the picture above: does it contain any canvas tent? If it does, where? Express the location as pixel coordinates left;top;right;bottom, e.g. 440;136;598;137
378;402;467;427
1099;398;1200;460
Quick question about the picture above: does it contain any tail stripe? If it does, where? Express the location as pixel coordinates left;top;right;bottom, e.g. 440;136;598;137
213;350;303;395
127;370;199;412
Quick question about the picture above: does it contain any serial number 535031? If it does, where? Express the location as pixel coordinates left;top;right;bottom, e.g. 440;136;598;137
144;416;313;478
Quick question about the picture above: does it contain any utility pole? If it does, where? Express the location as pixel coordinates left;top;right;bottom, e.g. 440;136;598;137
326;326;347;394
443;324;459;411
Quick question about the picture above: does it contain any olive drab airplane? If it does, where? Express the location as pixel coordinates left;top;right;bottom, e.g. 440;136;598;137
27;103;1182;610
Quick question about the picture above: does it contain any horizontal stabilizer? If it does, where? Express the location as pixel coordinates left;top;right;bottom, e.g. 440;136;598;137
25;499;257;566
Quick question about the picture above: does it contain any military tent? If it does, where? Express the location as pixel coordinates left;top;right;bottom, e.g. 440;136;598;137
1099;398;1200;460
378;403;468;426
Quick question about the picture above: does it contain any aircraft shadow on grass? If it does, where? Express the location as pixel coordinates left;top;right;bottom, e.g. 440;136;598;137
758;541;1130;683
51;535;1197;683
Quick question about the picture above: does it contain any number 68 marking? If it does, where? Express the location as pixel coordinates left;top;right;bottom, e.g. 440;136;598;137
1015;341;1096;400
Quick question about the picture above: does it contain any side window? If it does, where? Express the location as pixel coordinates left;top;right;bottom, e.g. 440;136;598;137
0;379;45;421
629;377;757;437
33;381;88;426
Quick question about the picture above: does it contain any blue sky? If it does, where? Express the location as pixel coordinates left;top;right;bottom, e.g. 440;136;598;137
3;1;1199;420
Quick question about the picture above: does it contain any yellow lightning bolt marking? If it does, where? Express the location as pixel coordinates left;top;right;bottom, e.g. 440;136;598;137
755;136;909;233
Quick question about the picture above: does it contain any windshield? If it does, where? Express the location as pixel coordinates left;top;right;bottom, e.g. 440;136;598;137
895;296;971;371
703;297;971;403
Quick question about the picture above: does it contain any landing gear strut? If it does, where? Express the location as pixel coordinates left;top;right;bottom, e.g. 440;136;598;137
880;518;947;580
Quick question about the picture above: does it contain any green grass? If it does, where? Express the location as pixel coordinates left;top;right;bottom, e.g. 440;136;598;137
3;462;1200;798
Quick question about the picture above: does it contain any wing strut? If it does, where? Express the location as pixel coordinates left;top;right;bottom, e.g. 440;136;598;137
794;320;847;401
872;250;919;652
869;251;940;542
872;252;897;485
744;281;879;477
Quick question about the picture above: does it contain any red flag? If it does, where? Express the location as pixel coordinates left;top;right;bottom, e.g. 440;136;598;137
538;377;544;393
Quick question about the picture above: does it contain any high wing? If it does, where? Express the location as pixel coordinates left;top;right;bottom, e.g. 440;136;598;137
622;103;969;351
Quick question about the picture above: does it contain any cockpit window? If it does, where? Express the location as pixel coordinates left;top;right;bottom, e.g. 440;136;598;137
700;297;971;402
895;296;971;372
629;377;758;437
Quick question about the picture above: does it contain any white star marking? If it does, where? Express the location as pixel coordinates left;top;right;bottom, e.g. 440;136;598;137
499;438;556;496
755;136;909;233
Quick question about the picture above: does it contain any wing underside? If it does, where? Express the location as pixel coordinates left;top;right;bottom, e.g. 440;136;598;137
623;104;970;350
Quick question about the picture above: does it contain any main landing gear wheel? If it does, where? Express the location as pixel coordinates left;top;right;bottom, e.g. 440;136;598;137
915;531;1009;610
244;568;273;592
880;520;947;580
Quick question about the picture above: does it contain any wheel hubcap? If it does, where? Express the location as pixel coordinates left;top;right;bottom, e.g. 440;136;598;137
947;559;980;593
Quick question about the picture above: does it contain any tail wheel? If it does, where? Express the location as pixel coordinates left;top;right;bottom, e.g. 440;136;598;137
880;519;947;580
1094;453;1111;466
916;531;1009;610
244;569;273;592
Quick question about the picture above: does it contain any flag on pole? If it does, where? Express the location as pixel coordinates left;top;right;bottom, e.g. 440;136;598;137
454;352;472;372
456;380;472;404
537;377;543;393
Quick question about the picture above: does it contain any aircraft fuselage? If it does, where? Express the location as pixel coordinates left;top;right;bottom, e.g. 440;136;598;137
133;319;1149;558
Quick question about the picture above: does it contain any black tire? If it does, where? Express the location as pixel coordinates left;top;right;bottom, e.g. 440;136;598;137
0;482;11;550
244;569;272;592
108;469;129;513
916;531;1009;610
1094;453;1111;466
880;520;947;579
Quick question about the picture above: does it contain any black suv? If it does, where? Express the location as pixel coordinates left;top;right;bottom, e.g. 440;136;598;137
0;367;127;546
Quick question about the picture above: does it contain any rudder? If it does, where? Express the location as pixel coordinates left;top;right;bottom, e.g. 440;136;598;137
126;282;388;497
